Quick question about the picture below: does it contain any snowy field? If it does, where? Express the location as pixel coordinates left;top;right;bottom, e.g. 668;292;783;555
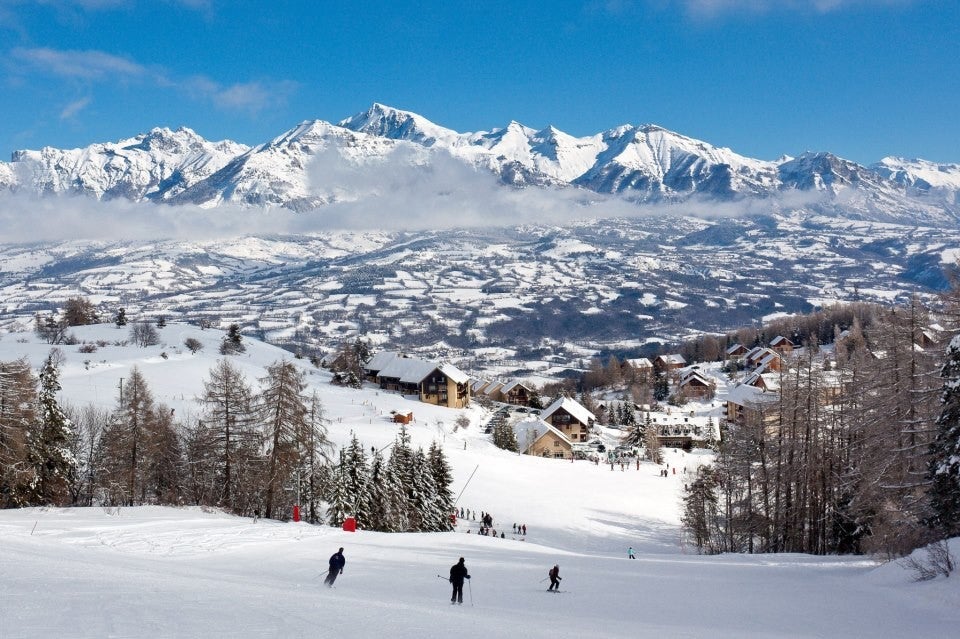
1;324;959;637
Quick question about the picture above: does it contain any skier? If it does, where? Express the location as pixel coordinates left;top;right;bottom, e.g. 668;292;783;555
449;557;471;604
628;546;635;559
548;564;561;591
324;547;346;587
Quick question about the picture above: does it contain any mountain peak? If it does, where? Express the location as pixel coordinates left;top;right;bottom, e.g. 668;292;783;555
339;103;456;146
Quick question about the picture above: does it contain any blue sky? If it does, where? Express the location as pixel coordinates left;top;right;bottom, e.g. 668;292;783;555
1;0;957;165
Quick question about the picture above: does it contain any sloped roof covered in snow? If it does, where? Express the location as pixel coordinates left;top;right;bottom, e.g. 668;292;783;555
511;417;571;452
438;362;470;385
540;396;597;426
377;354;469;385
726;382;779;408
501;379;532;394
365;350;401;372
377;356;438;384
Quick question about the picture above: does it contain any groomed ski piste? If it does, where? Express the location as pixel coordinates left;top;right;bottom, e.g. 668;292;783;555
1;324;958;638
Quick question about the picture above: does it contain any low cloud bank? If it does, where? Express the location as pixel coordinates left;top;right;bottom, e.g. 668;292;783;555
0;147;826;243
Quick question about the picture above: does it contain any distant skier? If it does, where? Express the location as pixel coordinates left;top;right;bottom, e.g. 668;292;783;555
324;547;346;587
449;557;471;604
628;546;635;559
548;564;561;591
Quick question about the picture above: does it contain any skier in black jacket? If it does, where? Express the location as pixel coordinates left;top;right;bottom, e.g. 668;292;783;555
449;557;470;604
548;564;561;591
324;547;345;587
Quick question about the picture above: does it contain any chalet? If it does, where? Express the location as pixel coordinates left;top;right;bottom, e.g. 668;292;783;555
483;381;505;400
471;378;492;396
374;354;471;408
678;370;714;399
500;379;535;406
654;354;687;375
363;350;402;382
743;370;781;392
625;357;654;383
769;336;796;355
539;397;597;443
725;383;779;427
318;351;348;371
756;350;783;372
745;347;781;371
643;410;720;449
916;328;940;350
511;418;573;459
724;343;749;360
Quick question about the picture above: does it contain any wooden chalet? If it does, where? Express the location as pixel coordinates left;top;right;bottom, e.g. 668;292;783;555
363;350;402;382
539;397;596;443
678;370;714;399
654;354;687;374
373;353;471;408
511;418;573;459
724;383;779;428
500;379;535;406
625;357;654;383
769;336;795;355
724;343;750;360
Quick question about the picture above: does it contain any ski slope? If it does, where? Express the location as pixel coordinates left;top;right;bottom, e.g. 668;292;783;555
1;324;959;637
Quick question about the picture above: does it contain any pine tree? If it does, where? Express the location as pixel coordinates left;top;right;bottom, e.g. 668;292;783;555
620;414;646;449
115;308;127;327
410;448;441;531
300;391;333;524
0;358;36;507
428;441;455;531
259;360;309;519
366;446;389;530
928;335;960;536
199;359;258;512
342;433;372;528
220;324;246;355
98;367;154;505
493;421;518;452
28;353;77;505
327;449;353;528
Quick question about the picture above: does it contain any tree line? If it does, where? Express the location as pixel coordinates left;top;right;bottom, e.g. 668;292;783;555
682;296;960;558
0;354;455;531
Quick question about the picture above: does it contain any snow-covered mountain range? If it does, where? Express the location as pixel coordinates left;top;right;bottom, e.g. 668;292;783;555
2;103;959;223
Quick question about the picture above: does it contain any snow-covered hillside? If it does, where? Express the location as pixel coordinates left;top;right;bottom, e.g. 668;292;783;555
1;325;958;638
2;103;958;223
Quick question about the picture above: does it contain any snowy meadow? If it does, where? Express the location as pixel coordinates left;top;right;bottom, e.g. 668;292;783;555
1;325;958;638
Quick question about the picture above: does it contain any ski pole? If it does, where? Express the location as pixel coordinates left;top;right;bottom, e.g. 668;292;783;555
468;577;474;607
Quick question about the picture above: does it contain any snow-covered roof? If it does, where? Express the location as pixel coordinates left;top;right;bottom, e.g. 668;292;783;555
377;356;437;384
500;379;532;394
365;350;400;372
511;417;571;452
484;381;505;396
540;396;597;426
656;354;686;365
679;372;711;387
627;357;653;368
471;378;491;393
744;370;780;392
726;383;779;408
725;343;747;355
437;362;470;385
769;336;793;347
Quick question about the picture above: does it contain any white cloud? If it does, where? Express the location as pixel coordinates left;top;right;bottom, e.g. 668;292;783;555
8;46;295;115
59;96;91;119
677;0;914;16
11;47;147;81
0;141;830;242
184;76;298;114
